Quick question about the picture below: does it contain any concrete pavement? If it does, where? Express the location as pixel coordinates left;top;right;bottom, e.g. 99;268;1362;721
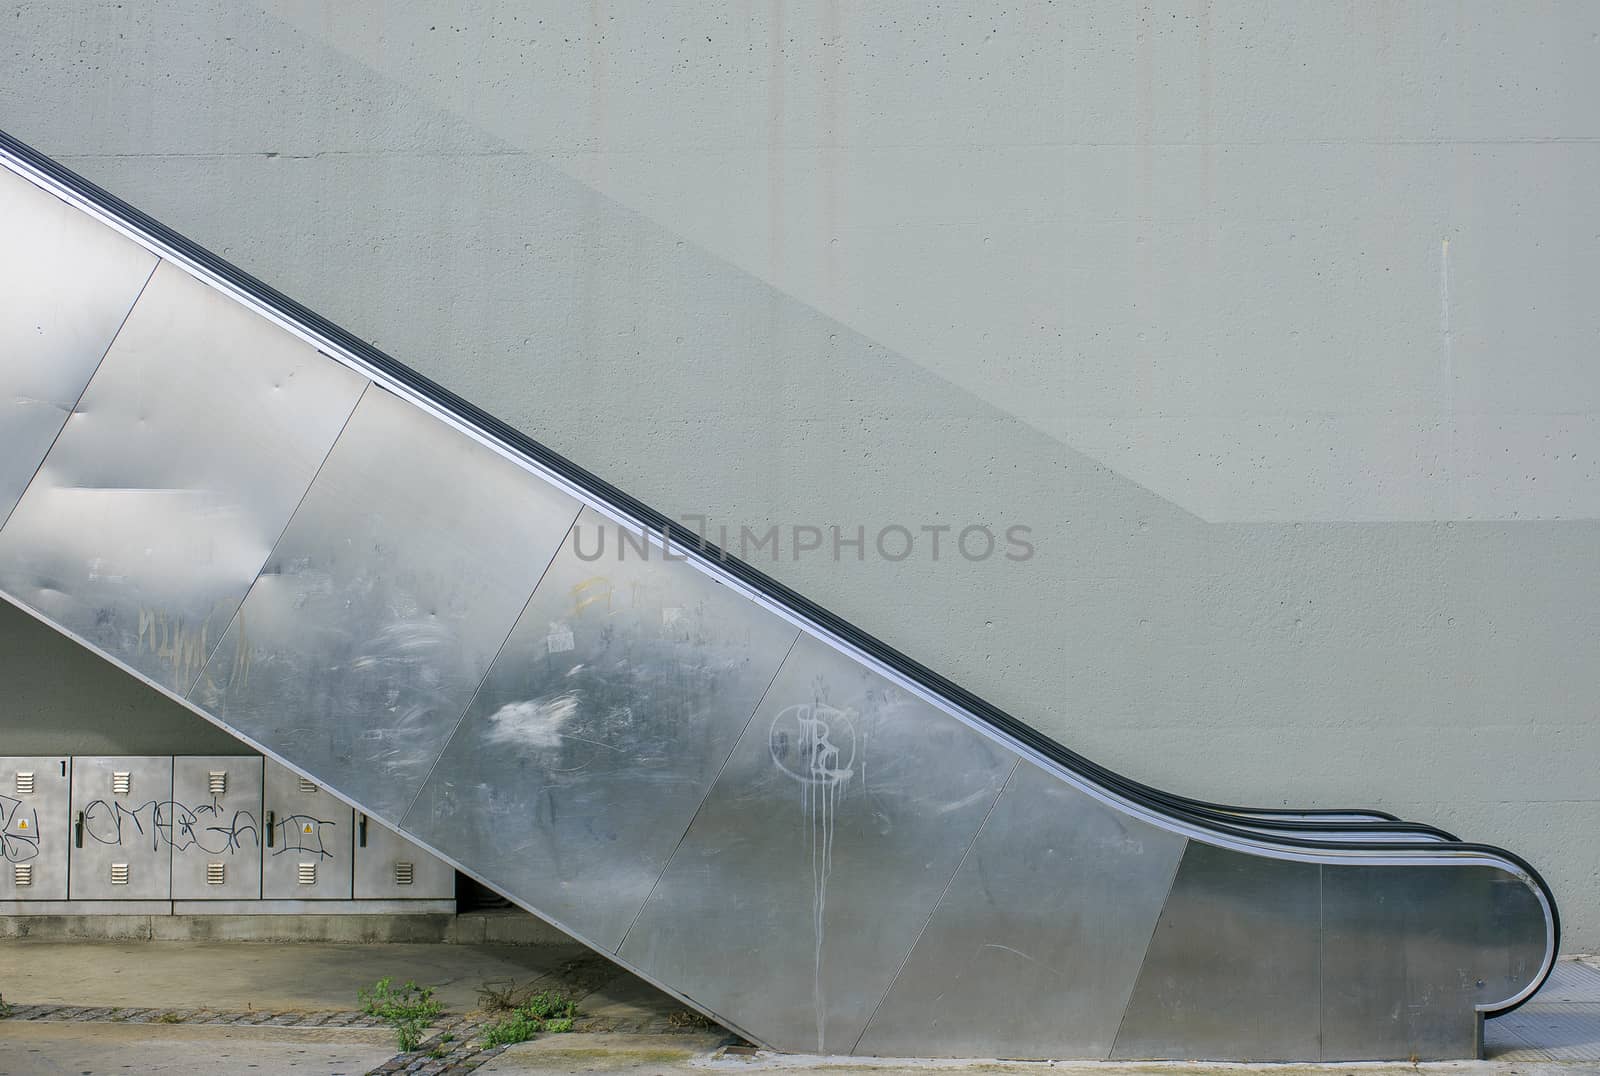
2;942;1598;1076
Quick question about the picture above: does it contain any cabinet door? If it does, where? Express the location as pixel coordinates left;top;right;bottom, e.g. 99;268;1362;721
69;756;174;899
262;759;352;899
354;814;455;900
171;756;263;899
0;756;70;899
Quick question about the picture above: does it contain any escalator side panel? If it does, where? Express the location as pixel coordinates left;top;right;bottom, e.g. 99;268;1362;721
0;167;157;525
618;632;1018;1053
855;760;1188;1059
400;506;801;951
190;385;582;819
1110;841;1322;1061
1321;864;1547;1060
0;263;367;694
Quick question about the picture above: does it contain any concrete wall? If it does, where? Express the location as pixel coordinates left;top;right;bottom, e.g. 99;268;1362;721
2;2;1596;946
0;601;249;756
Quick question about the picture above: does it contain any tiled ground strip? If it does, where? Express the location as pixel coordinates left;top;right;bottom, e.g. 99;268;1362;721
0;1002;389;1028
1484;957;1600;1063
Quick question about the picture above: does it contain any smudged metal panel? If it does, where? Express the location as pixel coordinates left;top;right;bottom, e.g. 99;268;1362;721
854;760;1189;1059
1110;841;1323;1061
402;505;800;950
618;632;1018;1054
0;262;368;693
192;385;582;821
1321;864;1550;1061
0;166;157;526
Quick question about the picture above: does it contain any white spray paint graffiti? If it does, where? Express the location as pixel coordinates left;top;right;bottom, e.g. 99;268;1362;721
770;701;857;1051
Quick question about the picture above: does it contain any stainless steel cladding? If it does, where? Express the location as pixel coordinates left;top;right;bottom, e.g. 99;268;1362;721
0;262;367;693
856;761;1190;1058
0;136;1558;1063
192;386;581;821
402;507;799;950
618;633;1019;1054
0;168;156;526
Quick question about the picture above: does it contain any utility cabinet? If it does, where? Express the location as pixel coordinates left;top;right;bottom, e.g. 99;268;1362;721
69;755;174;899
355;813;455;900
3;754;456;912
171;755;263;899
262;759;354;899
0;756;70;899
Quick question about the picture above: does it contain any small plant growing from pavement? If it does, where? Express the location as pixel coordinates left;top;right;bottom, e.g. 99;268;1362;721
479;989;579;1048
0;992;11;1018
476;978;532;1012
359;977;444;1053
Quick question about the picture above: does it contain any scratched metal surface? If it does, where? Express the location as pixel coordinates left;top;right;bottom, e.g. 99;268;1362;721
0;167;156;528
1111;842;1323;1061
1319;863;1551;1060
170;755;263;900
402;506;799;950
191;385;582;820
261;758;353;899
67;755;174;900
0;262;368;693
618;632;1018;1053
0;756;71;900
855;760;1189;1059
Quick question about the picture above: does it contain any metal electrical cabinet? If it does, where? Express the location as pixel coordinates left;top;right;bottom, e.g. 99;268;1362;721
355;813;455;900
69;755;174;899
1;756;70;899
262;759;354;898
171;756;263;899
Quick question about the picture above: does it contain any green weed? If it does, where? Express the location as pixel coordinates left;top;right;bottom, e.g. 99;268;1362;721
358;977;444;1053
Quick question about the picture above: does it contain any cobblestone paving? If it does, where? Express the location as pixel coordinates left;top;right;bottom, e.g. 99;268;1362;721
0;1001;389;1028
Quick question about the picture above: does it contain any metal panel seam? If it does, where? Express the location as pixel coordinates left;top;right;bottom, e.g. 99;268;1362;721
393;504;585;830
179;381;373;701
1317;863;1325;1061
1107;836;1192;1060
611;629;803;957
848;755;1023;1056
0;258;158;536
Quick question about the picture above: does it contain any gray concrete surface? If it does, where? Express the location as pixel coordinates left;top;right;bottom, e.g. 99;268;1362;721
0;943;1596;1073
0;1;1595;952
481;1038;1592;1076
0;1022;395;1076
0;909;573;946
0;939;668;1015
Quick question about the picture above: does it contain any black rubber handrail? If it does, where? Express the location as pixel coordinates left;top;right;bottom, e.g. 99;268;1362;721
0;128;1553;1013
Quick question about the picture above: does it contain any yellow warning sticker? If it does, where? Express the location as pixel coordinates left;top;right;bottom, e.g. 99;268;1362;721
303;823;314;834
17;819;27;829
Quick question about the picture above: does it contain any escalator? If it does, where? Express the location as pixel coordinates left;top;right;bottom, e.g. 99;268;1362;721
0;130;1556;1062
